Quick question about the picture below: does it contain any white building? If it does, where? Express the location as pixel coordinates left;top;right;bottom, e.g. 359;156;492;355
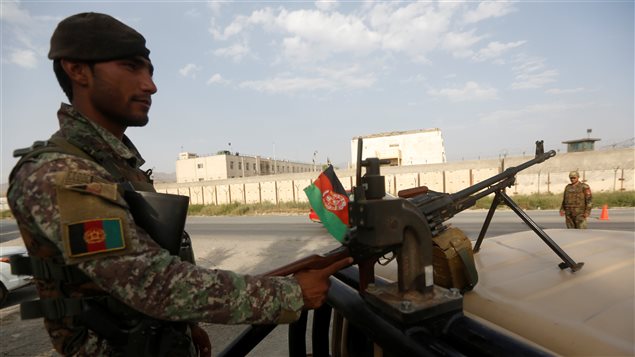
176;152;318;183
351;128;446;166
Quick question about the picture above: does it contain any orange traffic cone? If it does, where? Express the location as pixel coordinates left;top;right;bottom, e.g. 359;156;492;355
599;204;609;220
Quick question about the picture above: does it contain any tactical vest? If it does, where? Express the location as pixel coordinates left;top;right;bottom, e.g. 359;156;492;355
563;183;589;210
9;136;195;356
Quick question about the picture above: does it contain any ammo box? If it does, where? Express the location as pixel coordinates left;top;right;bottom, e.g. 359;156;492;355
432;227;478;292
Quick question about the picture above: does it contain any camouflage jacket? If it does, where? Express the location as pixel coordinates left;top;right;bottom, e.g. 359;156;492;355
560;181;592;215
8;104;303;355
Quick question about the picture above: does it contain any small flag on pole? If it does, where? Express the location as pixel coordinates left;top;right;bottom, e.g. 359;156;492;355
304;165;349;242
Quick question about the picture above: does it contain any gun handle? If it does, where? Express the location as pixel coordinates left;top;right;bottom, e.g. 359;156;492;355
357;259;376;292
263;246;350;277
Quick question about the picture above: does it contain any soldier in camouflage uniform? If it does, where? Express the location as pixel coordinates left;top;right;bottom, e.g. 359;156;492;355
8;12;351;356
559;171;593;229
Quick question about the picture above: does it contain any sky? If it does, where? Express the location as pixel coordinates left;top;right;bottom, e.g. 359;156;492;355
1;0;633;184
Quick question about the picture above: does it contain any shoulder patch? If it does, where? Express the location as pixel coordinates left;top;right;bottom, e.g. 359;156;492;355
65;218;126;257
57;183;131;264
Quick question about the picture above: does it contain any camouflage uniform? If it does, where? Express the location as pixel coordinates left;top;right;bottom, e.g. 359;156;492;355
8;104;304;356
560;176;592;229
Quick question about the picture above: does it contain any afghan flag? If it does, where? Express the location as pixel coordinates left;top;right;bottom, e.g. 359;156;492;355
67;218;125;257
304;165;350;242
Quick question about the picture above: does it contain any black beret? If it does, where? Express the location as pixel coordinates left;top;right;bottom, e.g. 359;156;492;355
48;12;150;61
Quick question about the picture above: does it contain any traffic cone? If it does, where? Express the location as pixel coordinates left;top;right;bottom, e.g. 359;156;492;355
599;204;609;220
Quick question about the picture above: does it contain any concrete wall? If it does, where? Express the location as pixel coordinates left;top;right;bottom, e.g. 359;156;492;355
156;148;635;205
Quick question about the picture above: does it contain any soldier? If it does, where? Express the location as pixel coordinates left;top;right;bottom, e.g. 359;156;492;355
559;171;593;229
7;12;351;356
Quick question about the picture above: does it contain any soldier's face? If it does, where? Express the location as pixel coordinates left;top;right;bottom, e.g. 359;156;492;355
88;57;157;128
569;176;579;184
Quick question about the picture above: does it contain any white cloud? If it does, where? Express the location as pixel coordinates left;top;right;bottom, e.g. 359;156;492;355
401;74;426;84
0;2;55;69
479;102;584;124
207;73;229;85
427;81;498;102
546;87;586;95
239;65;376;94
315;0;339;12
0;1;34;26
472;41;525;62
178;63;202;78
8;48;37;68
442;30;484;58
511;55;559;89
214;43;250;62
463;0;517;24
276;9;380;61
210;2;470;64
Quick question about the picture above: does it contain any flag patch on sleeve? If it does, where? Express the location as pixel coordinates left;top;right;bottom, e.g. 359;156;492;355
65;218;126;257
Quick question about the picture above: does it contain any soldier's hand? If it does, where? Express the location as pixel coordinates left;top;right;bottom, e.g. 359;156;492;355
294;257;353;310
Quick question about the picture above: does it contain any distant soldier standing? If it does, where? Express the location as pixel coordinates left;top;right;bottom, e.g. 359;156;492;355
559;171;593;229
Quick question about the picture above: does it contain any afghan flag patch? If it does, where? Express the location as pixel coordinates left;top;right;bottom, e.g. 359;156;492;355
66;218;126;257
304;165;350;242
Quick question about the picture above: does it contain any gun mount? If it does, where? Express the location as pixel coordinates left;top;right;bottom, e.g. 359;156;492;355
220;139;582;357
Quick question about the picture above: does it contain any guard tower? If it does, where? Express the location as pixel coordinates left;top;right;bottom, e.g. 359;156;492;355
562;129;601;153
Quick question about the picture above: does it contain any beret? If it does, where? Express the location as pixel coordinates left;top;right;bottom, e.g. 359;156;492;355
48;12;150;61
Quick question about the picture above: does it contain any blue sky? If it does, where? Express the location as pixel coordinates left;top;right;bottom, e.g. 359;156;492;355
1;1;633;184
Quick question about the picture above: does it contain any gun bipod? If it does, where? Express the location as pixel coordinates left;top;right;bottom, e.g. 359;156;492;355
473;189;584;272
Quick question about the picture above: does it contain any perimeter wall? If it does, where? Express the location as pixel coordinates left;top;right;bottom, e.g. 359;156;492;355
155;148;635;205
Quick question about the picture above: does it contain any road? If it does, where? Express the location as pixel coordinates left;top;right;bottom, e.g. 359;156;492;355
4;208;631;244
0;208;632;356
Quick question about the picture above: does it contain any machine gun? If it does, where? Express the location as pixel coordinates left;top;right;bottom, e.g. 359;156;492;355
220;140;582;357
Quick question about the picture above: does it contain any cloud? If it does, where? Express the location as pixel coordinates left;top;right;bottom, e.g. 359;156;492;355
511;55;558;89
546;87;586;95
0;2;34;26
0;2;55;69
315;0;339;12
239;65;376;94
463;0;517;24
472;41;525;62
442;30;484;58
277;9;380;62
210;2;473;64
427;81;498;102
214;43;250;62
8;48;37;68
479;102;584;124
178;63;202;78
207;73;229;85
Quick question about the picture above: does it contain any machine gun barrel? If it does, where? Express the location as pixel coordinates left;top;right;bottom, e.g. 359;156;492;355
408;149;556;235
450;150;556;203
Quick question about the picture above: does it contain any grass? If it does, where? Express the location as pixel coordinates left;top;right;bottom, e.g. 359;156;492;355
188;201;311;216
473;190;635;210
2;191;633;218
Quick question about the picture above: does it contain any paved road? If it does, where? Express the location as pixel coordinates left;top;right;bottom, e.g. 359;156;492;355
2;208;633;244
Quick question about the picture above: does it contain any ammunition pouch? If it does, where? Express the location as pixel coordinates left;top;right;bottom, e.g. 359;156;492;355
432;227;478;292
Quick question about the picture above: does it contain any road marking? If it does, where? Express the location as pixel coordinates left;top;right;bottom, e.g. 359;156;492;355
0;230;19;236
